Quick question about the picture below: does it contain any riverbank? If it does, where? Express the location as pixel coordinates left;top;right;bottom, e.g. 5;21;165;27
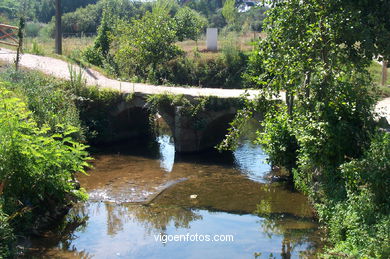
1;63;389;258
0;69;90;257
0;65;325;258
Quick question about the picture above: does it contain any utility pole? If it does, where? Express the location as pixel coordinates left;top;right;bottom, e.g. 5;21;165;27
382;60;388;86
55;0;62;54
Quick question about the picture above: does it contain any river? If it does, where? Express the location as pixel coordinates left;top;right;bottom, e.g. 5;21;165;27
24;122;323;258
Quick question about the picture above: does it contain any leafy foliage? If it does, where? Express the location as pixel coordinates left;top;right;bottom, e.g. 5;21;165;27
0;68;84;140
322;133;390;258
58;0;153;35
226;0;390;256
83;8;113;67
114;4;182;78
0;204;13;258
151;46;248;88
174;7;207;41
0;85;89;232
221;0;238;30
0;0;98;22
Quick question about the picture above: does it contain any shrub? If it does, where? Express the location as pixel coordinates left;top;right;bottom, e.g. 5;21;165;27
0;205;13;258
0;69;84;141
319;132;390;258
256;106;298;171
83;46;104;67
0;86;89;233
174;7;207;41
30;40;44;55
341;133;390;209
114;5;181;78
25;22;44;37
151;48;248;88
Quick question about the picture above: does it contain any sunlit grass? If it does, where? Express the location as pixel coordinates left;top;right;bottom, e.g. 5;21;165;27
23;36;95;57
368;61;390;98
176;31;264;60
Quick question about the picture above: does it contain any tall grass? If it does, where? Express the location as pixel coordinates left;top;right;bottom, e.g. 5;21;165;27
68;63;87;94
23;36;95;57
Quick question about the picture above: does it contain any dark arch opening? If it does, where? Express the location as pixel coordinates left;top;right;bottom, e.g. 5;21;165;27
199;113;236;151
110;107;152;142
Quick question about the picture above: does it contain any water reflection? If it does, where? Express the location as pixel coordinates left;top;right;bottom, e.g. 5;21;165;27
23;120;323;258
233;140;271;183
156;135;175;172
26;202;321;258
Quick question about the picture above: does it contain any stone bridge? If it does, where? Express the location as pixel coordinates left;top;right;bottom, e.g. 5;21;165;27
0;48;266;153
2;49;390;152
112;92;246;153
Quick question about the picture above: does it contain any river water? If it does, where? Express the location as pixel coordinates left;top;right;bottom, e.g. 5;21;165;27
25;123;323;258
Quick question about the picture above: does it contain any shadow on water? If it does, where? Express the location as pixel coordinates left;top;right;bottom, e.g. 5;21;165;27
22;119;324;258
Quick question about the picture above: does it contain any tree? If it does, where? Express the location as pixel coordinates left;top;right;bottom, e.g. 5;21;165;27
221;0;238;29
93;8;111;56
174;7;207;41
234;1;390;256
114;3;181;78
243;0;390;172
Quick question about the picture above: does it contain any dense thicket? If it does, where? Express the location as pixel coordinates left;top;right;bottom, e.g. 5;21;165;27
0;69;90;257
221;0;390;257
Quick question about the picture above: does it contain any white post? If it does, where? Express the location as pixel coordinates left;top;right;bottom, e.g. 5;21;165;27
206;28;218;51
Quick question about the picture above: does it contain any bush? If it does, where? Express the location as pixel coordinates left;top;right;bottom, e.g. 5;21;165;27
151;48;248;88
114;5;181;78
25;22;44;37
83;46;104;67
320;132;390;258
61;3;101;34
0;205;13;258
0;69;84;141
174;7;207;41
0;85;89;234
256;106;298;171
342;133;390;209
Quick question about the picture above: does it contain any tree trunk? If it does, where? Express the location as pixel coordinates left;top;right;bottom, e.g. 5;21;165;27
382;60;388;86
15;18;24;71
55;0;62;55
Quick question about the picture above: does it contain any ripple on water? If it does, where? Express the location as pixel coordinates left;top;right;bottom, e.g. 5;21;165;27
24;133;324;258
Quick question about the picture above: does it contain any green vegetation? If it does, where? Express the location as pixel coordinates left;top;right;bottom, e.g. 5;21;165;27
0;68;84;139
327;133;390;257
146;93;244;116
174;6;207;42
0;82;89;257
368;62;390;98
222;0;390;257
0;66;137;256
114;2;182;80
222;0;238;30
151;45;248;88
0;0;98;23
1;0;268;89
1;1;390;257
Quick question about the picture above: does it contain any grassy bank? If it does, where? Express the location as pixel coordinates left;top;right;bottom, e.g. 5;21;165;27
0;68;90;257
368;62;390;98
0;65;138;256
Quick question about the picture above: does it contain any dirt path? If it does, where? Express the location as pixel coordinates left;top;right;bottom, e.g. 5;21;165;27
1;48;390;123
0;48;261;98
376;97;390;124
